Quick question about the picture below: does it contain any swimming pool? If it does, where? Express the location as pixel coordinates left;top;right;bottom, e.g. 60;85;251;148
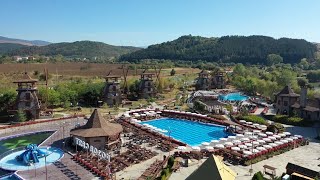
219;92;248;101
0;147;64;171
140;118;230;146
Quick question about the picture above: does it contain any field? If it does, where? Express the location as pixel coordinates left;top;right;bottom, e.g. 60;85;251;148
0;62;199;88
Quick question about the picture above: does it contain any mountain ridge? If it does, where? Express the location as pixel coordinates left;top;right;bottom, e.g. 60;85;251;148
0;36;51;46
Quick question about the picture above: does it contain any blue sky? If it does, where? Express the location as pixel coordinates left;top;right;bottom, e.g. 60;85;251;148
1;0;319;46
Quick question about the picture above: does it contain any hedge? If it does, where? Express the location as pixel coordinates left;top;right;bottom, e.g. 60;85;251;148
272;115;313;126
236;115;268;125
208;114;227;121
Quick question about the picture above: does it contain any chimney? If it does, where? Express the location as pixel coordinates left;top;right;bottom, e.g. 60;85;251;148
300;86;307;108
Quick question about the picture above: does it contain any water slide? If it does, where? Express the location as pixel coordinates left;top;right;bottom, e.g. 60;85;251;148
31;152;39;163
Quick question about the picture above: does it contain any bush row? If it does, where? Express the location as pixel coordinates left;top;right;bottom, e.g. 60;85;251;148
236;115;268;125
271;115;313;126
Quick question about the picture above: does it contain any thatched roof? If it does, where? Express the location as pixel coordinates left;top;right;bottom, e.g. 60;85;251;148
13;72;38;83
70;109;123;138
276;85;299;97
286;163;320;178
199;70;209;75
186;155;236;180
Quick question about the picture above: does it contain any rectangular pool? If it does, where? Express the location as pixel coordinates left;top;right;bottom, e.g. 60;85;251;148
140;118;230;146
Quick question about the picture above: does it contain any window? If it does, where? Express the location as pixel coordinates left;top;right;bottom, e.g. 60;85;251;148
278;100;281;105
26;93;31;100
148;87;151;91
284;101;288;106
25;102;31;107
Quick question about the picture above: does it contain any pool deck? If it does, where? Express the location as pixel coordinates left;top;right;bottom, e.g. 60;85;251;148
169;125;320;180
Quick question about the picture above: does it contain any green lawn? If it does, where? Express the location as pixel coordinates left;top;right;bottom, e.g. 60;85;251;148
0;132;53;154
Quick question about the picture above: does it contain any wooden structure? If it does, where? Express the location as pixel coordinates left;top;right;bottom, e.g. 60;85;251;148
212;71;226;89
102;75;122;107
275;85;300;115
70;109;123;150
195;70;211;90
139;72;156;99
9;72;41;120
263;165;277;177
286;163;320;180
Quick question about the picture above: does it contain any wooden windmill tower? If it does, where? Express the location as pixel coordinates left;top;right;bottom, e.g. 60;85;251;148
102;70;122;107
138;67;156;99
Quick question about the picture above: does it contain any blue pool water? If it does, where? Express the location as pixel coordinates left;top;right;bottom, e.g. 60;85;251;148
0;147;64;171
219;92;248;101
140;118;229;146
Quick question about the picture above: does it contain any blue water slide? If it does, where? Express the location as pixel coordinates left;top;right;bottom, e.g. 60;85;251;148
31;152;39;163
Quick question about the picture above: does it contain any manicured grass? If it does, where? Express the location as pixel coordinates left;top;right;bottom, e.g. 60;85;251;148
0;132;53;154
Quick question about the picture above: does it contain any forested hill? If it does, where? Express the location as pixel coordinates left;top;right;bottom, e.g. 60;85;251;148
8;41;141;58
119;35;317;64
0;43;28;55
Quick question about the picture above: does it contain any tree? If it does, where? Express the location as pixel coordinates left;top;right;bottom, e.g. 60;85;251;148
16;109;27;122
0;90;16;112
170;68;176;76
297;78;308;87
267;54;283;66
299;58;309;69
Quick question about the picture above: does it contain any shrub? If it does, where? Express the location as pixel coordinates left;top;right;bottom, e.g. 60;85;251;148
168;156;175;168
272;115;312;126
266;123;285;133
252;171;265;180
237;115;267;125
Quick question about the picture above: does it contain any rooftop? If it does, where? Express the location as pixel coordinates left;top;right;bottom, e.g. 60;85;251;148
276;85;299;97
13;72;38;83
70;109;123;138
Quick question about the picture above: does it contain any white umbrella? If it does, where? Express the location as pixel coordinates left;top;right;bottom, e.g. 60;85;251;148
260;125;267;129
268;136;277;141
257;140;266;144
238;144;247;149
280;140;288;143
232;140;241;144
269;143;277;147
241;138;250;142
201;142;210;146
256;147;266;151
244;132;253;136
219;138;228;142
162;130;168;133
275;141;283;145
262;138;272;142
236;134;244;137
177;146;186;150
252;149;260;153
273;135;281;139
215;144;225;149
140;114;147;116
243;151;253;155
284;132;291;136
294;135;303;138
253;123;260;126
224;142;233;146
156;111;162;114
191;146;201;151
285;138;293;142
278;133;286;138
292;136;298;140
246;122;253;125
211;140;219;143
124;114;131;117
263;145;272;149
205;146;214;150
245;143;253;147
266;131;273;135
239;120;246;123
258;133;267;137
253;130;261;133
231;147;241;151
134;114;141;117
228;136;236;139
252;141;259;146
249;136;258;140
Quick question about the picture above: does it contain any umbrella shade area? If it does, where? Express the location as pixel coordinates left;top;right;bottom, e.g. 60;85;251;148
252;141;259;146
244;132;253;135
262;138;272;142
263;145;272;149
284;132;291;136
238;145;247;149
243;151;252;155
215;144;225;149
256;147;266;151
252;149;260;153
236;134;244;137
280;140;288;143
266;132;273;135
258;133;267;137
231;147;241;151
257;140;266;144
245;143;253;147
202;142;210;146
249;136;258;140
241;138;250;142
269;143;277;147
232;140;241;144
285;138;293;142
268;136;276;141
224;142;233;146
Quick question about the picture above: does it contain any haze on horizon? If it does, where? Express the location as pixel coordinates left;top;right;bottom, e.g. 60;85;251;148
1;0;319;47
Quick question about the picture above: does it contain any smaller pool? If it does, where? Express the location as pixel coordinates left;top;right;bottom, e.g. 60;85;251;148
219;92;248;101
0;174;22;180
0;147;64;171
